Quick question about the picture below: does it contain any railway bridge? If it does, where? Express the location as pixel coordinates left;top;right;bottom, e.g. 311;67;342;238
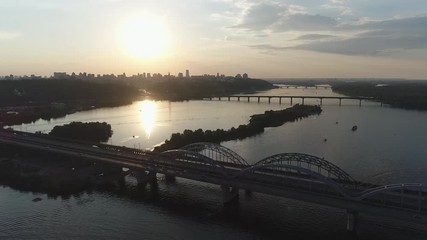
0;130;426;231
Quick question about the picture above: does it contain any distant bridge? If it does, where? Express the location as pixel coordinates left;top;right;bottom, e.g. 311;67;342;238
0;130;425;231
206;95;376;106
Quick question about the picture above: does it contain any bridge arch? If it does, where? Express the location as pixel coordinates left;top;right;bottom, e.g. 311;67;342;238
254;153;356;184
150;149;228;176
236;163;352;198
352;183;427;212
356;183;427;201
181;142;249;166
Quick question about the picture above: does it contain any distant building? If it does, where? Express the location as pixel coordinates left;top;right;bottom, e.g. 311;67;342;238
243;73;248;79
178;72;184;78
235;73;242;79
185;69;190;78
54;72;67;79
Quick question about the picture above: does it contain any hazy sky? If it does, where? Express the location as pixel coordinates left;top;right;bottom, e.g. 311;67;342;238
1;0;427;79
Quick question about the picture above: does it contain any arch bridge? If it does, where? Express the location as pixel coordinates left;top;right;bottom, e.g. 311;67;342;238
0;131;426;231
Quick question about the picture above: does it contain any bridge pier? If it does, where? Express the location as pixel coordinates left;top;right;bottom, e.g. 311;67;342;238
228;96;230;101
237;97;240;102
247;97;250;102
290;97;293;105
279;97;282;104
346;209;359;232
359;99;362;107
221;185;239;205
257;97;260;103
320;98;323;105
268;97;271;103
339;98;342;106
302;97;305;105
134;171;157;188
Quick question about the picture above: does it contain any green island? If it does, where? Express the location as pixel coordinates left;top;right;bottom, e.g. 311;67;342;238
154;104;322;152
49;121;113;142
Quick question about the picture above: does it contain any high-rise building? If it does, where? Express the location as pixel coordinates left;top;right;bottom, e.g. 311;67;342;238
53;72;67;79
185;69;190;78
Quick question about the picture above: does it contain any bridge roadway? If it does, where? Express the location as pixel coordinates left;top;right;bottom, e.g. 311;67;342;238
1;130;426;231
206;95;375;106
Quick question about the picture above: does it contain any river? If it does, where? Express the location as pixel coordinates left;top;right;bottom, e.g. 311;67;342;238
2;85;427;239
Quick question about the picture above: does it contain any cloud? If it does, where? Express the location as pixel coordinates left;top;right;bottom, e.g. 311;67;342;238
231;2;337;32
295;34;336;40
272;14;338;32
288;5;307;15
249;44;287;51
330;0;346;4
231;2;285;30
248;44;288;55
321;4;353;16
246;16;427;56
0;31;22;40
292;16;427;55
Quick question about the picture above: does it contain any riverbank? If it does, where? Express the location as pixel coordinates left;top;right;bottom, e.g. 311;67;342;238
0;79;139;126
144;77;276;101
1;77;275;127
331;81;427;110
265;78;427;111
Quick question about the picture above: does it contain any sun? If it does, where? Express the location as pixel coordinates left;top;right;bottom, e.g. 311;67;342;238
121;15;169;58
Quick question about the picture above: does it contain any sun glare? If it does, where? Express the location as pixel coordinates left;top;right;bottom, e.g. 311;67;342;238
139;100;157;138
121;15;169;58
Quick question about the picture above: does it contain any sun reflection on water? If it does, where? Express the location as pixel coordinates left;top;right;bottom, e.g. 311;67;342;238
139;100;157;138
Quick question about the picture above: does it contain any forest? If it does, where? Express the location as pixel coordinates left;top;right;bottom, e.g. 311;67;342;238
0;79;139;107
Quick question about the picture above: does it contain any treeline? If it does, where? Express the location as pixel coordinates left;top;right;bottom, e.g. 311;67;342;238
332;81;427;110
154;104;322;152
0;79;139;107
143;78;275;100
49;121;112;142
0;107;69;126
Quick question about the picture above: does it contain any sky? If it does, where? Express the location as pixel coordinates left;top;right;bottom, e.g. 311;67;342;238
1;0;427;79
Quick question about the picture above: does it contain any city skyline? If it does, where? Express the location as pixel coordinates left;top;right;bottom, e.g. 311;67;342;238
1;0;427;79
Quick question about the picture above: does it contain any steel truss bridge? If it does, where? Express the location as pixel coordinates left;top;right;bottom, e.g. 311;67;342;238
0;130;426;231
